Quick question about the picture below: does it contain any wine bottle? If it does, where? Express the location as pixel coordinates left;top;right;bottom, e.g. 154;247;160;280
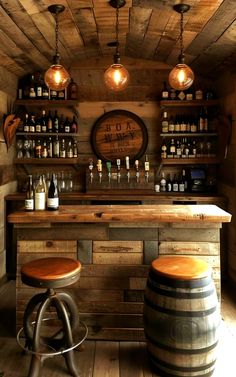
34;175;46;210
161;81;169;100
47;173;59;210
70;116;78;133
25;175;34;211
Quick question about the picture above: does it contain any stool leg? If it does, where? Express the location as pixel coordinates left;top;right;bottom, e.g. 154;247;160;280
52;296;78;377
23;292;48;343
57;292;79;332
27;296;52;377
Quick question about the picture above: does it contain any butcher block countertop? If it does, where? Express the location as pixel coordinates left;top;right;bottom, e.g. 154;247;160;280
7;204;231;224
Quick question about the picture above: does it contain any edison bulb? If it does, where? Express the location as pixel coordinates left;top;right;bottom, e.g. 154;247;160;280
169;63;194;91
44;64;70;91
104;63;129;92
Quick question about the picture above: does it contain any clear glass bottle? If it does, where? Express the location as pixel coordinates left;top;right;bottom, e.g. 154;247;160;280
53;134;60;158
34;175;46;210
47;173;59;211
60;138;66;158
25;175;34;211
66;140;73;158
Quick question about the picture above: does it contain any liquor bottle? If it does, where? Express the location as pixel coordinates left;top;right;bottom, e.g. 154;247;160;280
34;175;46;210
190;118;197;133
53;134;60;158
169;138;176;158
66;140;73;158
35;114;41;133
23;113;29;132
167;173;173;192
59;114;65;133
144;155;150;172
67;78;78;100
60;139;66;158
174;116;180;132
160;172;166;192
47;173;59;211
168;116;175;133
50;89;58;100
161;81;169;100
41;110;47;132
57;89;65;100
183;169;188;191
70;116;78;133
161;140;167;159
47;136;53;158
180;115;187;133
161;111;169;133
172;174;179;192
41;140;48;158
47;110;53;133
29;74;36;98
35;138;42;158
42;83;49;100
36;73;43;98
29;114;36;132
195;88;203;100
176;140;182;158
179;170;185;192
64;117;71;133
170;88;176;100
53;110;59;133
25;175;34;211
73;139;78;157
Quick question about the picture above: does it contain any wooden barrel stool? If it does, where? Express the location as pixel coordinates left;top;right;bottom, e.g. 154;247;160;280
18;257;87;377
143;256;221;377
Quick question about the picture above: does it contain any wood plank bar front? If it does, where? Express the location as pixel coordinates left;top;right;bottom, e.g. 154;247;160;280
8;204;231;341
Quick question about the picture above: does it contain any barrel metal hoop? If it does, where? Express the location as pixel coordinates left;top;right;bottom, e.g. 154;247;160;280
149;270;212;289
144;296;218;317
146;279;215;299
145;333;219;354
148;351;216;377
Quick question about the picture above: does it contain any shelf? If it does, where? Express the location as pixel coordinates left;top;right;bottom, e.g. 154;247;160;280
16;132;78;137
161;157;220;165
160;132;218;137
13;158;79;165
15;99;78;107
160;99;219;107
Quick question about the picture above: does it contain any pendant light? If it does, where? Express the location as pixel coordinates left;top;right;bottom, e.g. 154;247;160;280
168;4;194;91
104;0;129;92
44;4;70;92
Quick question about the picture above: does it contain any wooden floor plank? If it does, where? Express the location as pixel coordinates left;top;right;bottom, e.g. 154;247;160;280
93;341;119;377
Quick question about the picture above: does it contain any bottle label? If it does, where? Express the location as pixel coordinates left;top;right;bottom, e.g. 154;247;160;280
47;197;59;209
25;199;34;211
179;183;185;192
35;193;45;210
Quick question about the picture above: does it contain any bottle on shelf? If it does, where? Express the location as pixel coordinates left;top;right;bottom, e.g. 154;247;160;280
47;110;53;133
169;138;176;158
172;174;179;192
47;173;59;211
41;110;47;132
64;117;71;133
195;88;203;100
36;73;43;98
53;134;60;158
73;139;78;158
170;88;176;100
47;137;53;158
53;110;59;133
66;139;74;158
161;111;169;133
23;113;29;132
70;116;78;133
59;114;65;133
166;173;173;192
60;139;66;158
29;114;36;132
174;116;180;133
25;175;34;211
57;89;65;100
161;140;167;159
34;175;46;210
29;74;36;99
161;81;169;100
179;170;185;192
160;171;166;192
35;138;42;158
67;78;78;100
41;140;48;158
50;89;58;100
168;116;175;133
35;115;41;133
42;83;49;100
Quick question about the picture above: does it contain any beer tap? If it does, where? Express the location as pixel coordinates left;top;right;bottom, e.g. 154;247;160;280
135;160;139;183
89;159;93;183
106;161;112;183
126;156;130;183
97;159;102;183
116;159;121;183
144;155;149;182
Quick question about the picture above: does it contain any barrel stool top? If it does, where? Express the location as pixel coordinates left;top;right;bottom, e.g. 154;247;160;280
21;257;81;289
151;256;211;280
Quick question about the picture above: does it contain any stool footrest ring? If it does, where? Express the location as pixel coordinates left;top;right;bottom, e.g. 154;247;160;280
17;319;88;357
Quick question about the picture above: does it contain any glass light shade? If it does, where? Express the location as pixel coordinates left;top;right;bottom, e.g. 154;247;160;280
44;64;70;91
104;63;129;92
169;63;194;91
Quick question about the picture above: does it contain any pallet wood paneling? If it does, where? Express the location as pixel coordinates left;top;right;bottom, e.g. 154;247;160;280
93;252;143;265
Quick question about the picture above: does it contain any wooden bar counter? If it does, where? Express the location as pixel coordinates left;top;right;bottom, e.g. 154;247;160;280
8;204;231;341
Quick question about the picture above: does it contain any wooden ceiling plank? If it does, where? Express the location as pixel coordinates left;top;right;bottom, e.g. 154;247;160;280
187;0;236;56
0;2;51;70
130;7;152;38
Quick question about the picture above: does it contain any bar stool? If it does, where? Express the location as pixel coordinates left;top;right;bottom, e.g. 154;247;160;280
18;257;88;377
143;256;221;377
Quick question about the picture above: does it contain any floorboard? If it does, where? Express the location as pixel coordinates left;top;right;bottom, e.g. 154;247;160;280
0;280;235;377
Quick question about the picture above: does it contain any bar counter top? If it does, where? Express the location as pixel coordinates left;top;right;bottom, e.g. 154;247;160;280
8;204;231;224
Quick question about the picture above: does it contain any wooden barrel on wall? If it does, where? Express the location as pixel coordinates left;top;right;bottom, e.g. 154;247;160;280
143;256;221;377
